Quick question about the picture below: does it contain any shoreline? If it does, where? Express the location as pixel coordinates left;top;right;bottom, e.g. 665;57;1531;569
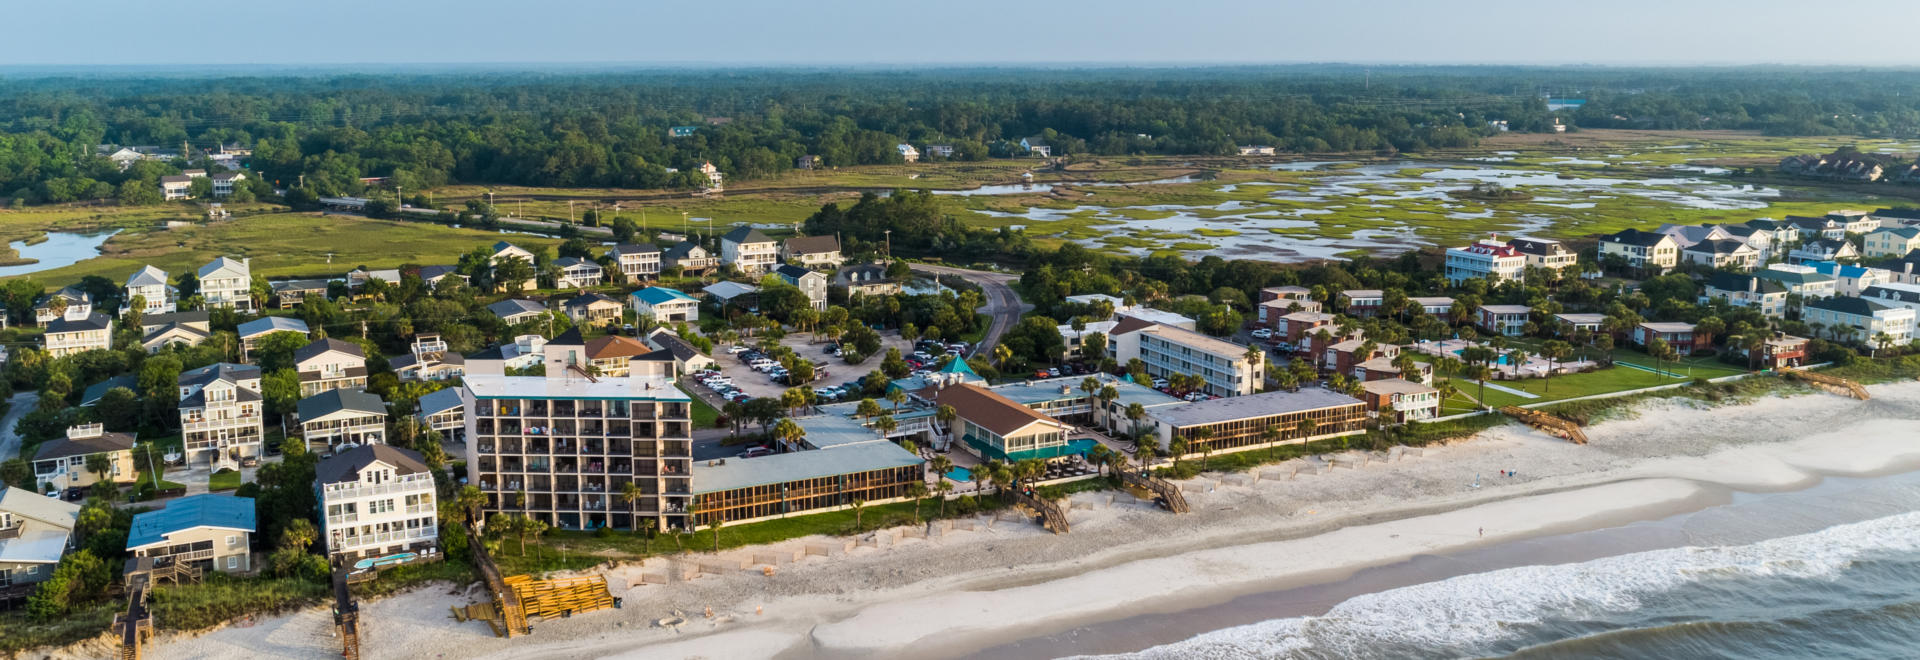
103;380;1920;660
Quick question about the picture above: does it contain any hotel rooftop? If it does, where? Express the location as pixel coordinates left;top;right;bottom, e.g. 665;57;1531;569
462;374;688;401
1147;388;1364;427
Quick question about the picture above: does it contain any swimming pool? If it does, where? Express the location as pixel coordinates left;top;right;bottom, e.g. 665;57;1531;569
946;466;973;482
1452;349;1513;365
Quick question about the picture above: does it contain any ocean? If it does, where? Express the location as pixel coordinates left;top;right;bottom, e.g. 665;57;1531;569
1115;511;1920;659
960;470;1920;660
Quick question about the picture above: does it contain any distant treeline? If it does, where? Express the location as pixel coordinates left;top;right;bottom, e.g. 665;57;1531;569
3;66;1920;204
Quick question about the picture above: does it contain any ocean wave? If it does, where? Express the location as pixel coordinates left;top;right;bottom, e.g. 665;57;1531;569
1083;511;1920;660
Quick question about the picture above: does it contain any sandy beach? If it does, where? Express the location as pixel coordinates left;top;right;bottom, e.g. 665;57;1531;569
72;381;1920;660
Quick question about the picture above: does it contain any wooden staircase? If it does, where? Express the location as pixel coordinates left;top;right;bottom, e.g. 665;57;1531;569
1500;406;1589;445
1783;368;1870;400
1118;469;1190;513
1010;490;1070;534
464;521;530;637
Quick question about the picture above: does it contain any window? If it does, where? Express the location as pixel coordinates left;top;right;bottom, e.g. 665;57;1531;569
226;556;239;570
226;535;240;548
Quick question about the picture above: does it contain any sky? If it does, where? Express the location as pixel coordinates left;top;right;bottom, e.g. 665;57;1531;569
8;0;1920;68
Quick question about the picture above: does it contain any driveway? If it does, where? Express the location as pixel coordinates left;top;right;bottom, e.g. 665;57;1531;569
911;264;1030;356
0;392;39;462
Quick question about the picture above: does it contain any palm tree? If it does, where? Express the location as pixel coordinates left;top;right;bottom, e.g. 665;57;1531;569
992;344;1015;370
930;455;953;483
638;517;658;554
1260;426;1282;460
1126;403;1147;441
1539;340;1572;392
1471;364;1493;406
849;498;867;531
1190;428;1216;469
905;480;928;521
885;389;908;413
934;480;954;516
772;418;804;450
711;516;726;552
1168;435;1189;468
856;398;883;420
1295;417;1318;441
456;485;488;525
619;480;645;537
935;404;958;437
874;415;898;437
1096;385;1119;430
1079;376;1100;419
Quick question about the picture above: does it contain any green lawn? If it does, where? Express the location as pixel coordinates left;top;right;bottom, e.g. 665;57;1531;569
208;468;242;492
1418;345;1749;410
679;384;720;428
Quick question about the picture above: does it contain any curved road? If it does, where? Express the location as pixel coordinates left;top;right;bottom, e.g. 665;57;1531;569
912;264;1030;356
0;392;40;464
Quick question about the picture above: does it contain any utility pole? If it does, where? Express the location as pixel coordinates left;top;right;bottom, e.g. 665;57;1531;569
884;229;892;262
568;201;576;225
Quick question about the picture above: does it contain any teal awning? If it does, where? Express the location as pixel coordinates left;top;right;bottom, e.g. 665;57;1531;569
963;436;1097;462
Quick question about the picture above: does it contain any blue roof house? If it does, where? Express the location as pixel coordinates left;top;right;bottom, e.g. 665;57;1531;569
127;494;257;574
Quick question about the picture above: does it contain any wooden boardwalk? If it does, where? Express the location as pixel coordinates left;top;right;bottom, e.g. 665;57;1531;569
331;563;361;660
1499;406;1589;445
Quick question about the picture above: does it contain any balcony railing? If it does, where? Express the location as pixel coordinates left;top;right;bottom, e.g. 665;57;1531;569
322;479;434;501
183;416;262;432
337;527;435;548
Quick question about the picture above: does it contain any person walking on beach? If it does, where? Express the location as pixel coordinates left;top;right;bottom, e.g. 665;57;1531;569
1478;527;1483;537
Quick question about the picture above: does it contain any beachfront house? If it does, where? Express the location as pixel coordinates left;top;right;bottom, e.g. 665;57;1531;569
491;242;540;292
1359;378;1441;423
934;384;1074;462
270;279;330;309
1802;296;1915;348
34;286;91;325
316;445;439;562
127;494;256;574
415;388;466;443
0;488;80;598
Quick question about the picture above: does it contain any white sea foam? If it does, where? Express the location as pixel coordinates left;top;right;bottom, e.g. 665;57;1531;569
1088;511;1920;659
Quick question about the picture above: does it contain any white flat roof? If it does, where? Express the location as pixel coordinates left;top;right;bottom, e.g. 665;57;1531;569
463;374;688;401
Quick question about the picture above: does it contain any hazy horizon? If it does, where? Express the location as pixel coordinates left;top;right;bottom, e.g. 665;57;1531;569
10;0;1920;68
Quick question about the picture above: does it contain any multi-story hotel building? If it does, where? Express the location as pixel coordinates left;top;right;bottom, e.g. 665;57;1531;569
1445;239;1527;285
462;331;695;532
1142;388;1368;456
178;363;264;469
315;445;438;562
1112;321;1262;397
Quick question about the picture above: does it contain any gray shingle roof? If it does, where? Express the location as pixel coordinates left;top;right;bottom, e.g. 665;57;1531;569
721;226;774;245
315;445;430;485
296;388;387;421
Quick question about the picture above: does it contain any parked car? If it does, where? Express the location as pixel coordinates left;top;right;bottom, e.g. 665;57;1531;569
1151;378;1169;388
739;446;773;459
1251;328;1273;339
1047;367;1062;377
727;345;751;354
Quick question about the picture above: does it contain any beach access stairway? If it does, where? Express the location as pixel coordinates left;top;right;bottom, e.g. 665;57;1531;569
113;556;199;660
1117;469;1190;513
1010;489;1070;533
1783;368;1870;400
331;562;361;660
1499;406;1588;445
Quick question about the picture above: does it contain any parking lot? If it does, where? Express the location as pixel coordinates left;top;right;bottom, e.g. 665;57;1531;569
689;330;916;402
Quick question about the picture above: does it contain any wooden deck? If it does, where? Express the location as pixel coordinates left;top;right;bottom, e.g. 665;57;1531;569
505;574;616;622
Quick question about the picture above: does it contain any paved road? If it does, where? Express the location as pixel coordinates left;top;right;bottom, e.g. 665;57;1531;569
912;264;1030;357
0;392;39;463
